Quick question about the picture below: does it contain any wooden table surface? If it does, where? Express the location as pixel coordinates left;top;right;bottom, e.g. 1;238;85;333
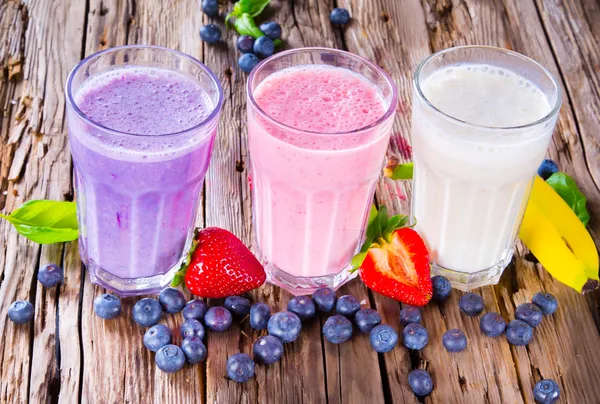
1;0;600;403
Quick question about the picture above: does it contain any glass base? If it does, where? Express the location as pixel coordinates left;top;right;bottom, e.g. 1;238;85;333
87;259;182;297
264;261;358;296
430;248;514;291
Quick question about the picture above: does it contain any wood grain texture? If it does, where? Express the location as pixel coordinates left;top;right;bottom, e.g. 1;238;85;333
0;0;599;403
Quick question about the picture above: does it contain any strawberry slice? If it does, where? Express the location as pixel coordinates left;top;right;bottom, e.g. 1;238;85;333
353;206;432;306
171;227;266;298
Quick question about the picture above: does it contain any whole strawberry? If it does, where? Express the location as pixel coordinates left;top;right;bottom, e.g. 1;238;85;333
353;206;432;306
172;228;266;298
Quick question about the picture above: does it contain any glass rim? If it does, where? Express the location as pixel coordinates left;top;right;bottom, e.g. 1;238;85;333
65;44;224;138
414;45;562;131
246;47;399;137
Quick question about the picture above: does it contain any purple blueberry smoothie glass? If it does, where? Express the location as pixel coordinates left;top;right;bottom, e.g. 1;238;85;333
66;46;223;296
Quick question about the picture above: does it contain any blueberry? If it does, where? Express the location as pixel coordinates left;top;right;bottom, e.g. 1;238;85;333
268;311;302;343
204;306;233;332
158;287;186;314
181;318;205;339
259;21;282;39
431;275;451;301
402;323;428;350
253;335;284;365
537;159;559;181
155;344;186;373
355;308;381;333
408;369;433;397
399;307;422;326
330;8;350;25
479;312;507;337
133;298;163;327
224;296;251;317
322;315;353;344
459;292;484;316
226;353;255;383
370;324;398;353
532;292;558;315
249;302;271;330
93;294;122;320
238;53;260;73
287;296;316;321
505;319;534;346
182;299;208;321
515;303;543;327
38;263;64;287
533;379;560;404
143;324;172;352
253;36;274;59
201;0;219;17
312;287;336;312
236;35;255;54
442;329;467;352
181;336;207;364
7;300;34;324
200;24;221;44
336;295;360;317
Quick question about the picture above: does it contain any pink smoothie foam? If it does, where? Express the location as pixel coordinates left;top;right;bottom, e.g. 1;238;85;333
69;67;216;281
249;65;392;279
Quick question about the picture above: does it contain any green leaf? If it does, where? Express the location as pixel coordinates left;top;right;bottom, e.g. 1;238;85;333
384;162;414;180
367;204;378;226
351;252;367;271
273;39;282;47
383;214;408;241
170;229;201;288
0;200;78;244
376;205;389;236
360;235;374;253
546;172;590;226
231;0;270;18
234;13;265;39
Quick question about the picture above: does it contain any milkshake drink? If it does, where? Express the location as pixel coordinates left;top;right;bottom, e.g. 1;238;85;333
411;46;561;289
66;46;223;295
247;48;397;295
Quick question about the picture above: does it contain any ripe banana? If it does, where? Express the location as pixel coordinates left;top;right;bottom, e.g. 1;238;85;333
519;176;599;293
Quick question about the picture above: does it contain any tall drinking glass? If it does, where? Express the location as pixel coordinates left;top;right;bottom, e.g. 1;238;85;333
66;46;223;296
411;46;561;290
247;48;398;295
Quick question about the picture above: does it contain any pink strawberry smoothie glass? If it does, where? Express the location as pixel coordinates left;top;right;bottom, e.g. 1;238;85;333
247;48;398;295
66;46;223;296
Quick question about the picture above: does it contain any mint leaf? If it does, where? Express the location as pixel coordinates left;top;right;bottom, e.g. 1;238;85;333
384;162;413;180
0;200;78;244
231;0;270;18
273;39;282;47
234;13;264;39
546;172;590;226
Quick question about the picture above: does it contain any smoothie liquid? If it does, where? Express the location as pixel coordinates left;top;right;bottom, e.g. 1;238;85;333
69;67;215;281
249;65;390;279
412;64;553;273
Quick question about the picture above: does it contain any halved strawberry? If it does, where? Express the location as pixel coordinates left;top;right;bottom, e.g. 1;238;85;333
353;206;432;306
171;227;266;298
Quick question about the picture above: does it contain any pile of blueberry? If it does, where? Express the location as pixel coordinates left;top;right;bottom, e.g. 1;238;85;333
198;2;352;74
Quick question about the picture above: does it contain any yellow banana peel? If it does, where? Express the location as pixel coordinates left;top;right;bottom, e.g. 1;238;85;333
519;176;599;293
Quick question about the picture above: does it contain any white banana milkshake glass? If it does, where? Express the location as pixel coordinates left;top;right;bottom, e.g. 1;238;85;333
410;46;562;290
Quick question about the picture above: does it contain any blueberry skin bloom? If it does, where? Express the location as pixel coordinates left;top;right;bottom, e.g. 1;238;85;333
8;300;34;324
336;295;360;317
532;292;558;315
330;8;350;25
268;311;302;343
400;307;422;326
38;263;64;287
253;36;275;59
155;344;186;373
200;24;221;44
402;323;428;350
143;324;172;352
431;275;451;301
408;369;433;397
132;298;162;327
182;299;208;321
480;312;507;337
506;320;534;346
442;329;467;352
533;379;560;404
288;296;316;321
515;303;543;327
93;294;122;320
459;293;484;316
355;308;382;333
259;21;282;39
224;296;251;317
253;335;284;365
250;302;271;330
312;287;336;312
204;306;233;332
227;353;255;383
238;53;260;74
370;324;398;353
181;336;208;364
158;287;186;314
322;315;353;344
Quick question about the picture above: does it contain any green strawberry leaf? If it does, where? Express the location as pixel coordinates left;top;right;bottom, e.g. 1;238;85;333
351;252;367;271
233;13;264;38
546;172;590;226
360;234;374;254
383;214;408;241
170;228;200;287
0;200;78;244
384;162;414;180
376;205;389;236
